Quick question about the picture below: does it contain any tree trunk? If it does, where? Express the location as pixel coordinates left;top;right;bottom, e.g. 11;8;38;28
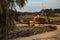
46;13;50;23
0;2;9;40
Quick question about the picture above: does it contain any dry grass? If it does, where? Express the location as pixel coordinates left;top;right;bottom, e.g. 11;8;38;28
8;26;56;39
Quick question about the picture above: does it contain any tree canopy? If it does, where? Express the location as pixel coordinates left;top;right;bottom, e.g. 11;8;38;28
0;0;27;12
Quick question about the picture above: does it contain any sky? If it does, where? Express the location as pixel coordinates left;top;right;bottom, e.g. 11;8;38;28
16;0;60;12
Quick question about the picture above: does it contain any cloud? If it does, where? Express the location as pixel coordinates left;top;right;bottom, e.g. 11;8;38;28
16;0;60;12
44;0;60;8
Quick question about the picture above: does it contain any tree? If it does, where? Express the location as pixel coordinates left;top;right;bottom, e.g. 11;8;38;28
41;9;51;23
0;0;27;40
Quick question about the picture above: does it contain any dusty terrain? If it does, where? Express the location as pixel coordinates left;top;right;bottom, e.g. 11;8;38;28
12;29;60;40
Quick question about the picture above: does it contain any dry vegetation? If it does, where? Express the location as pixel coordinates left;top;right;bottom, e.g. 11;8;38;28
8;8;60;39
8;26;57;39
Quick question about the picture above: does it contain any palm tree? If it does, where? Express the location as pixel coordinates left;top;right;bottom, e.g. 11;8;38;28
0;0;27;40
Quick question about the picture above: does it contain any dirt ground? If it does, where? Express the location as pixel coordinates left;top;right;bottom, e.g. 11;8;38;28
12;28;60;40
